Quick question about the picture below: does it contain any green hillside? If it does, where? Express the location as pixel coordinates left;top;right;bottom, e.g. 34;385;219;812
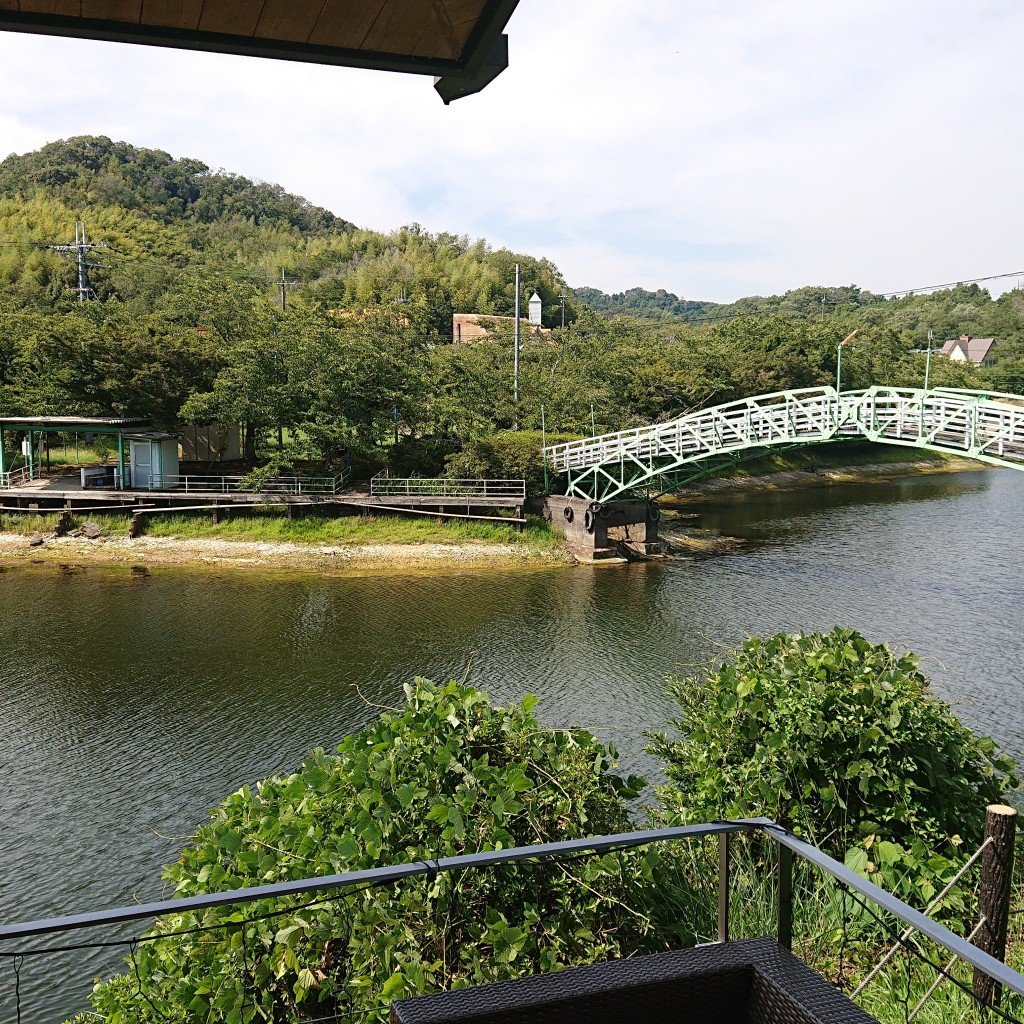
2;135;1021;480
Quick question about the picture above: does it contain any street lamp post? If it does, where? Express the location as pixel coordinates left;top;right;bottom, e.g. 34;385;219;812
835;330;858;396
835;330;858;426
513;263;521;430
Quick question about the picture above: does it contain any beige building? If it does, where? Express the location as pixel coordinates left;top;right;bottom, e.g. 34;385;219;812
940;335;998;367
452;312;551;344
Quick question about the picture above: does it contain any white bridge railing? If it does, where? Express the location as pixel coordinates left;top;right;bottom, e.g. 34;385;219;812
544;386;1024;500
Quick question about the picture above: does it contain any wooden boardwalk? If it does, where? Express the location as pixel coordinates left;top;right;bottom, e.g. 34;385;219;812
0;474;526;524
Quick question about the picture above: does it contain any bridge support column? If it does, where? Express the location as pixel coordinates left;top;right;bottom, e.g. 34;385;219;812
542;496;663;561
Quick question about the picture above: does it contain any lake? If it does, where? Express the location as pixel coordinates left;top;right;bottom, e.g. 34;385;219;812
3;467;1023;1020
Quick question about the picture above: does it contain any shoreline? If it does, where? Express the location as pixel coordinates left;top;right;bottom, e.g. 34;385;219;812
0;456;986;573
662;455;980;502
0;532;571;575
659;455;984;556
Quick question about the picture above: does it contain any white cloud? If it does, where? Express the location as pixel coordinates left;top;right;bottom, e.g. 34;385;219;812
0;2;1022;302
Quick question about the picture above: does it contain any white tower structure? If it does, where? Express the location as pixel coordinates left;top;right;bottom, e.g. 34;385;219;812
528;291;542;326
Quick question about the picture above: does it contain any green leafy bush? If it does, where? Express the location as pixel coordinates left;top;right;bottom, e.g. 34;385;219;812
649;628;1017;861
444;431;578;495
80;680;652;1024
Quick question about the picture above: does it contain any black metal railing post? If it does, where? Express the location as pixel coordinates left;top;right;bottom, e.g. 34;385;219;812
717;832;730;943
777;841;793;951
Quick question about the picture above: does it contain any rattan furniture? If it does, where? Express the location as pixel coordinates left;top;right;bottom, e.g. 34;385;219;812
391;936;879;1024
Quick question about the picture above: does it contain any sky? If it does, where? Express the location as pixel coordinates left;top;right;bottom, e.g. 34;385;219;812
0;0;1022;303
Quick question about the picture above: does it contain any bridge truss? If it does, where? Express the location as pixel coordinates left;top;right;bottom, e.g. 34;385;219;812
544;386;1024;502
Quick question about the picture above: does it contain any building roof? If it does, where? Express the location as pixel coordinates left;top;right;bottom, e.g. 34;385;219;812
940;336;998;363
0;415;150;430
0;1;518;102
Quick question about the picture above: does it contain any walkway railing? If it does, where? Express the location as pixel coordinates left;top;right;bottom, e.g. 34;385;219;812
2;819;1021;1023
147;468;351;496
371;472;526;499
0;464;33;489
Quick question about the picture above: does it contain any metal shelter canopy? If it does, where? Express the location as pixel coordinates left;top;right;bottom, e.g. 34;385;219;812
0;0;519;103
0;415;152;489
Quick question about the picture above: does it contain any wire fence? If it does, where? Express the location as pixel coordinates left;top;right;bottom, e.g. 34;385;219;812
370;473;526;499
2;820;1022;1024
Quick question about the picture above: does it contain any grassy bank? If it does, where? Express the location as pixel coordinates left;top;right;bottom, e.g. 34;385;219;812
138;509;561;549
0;507;567;571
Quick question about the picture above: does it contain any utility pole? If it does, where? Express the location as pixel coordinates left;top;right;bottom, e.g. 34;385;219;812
513;262;521;429
278;268;299;311
924;330;933;391
560;291;566;329
49;222;105;301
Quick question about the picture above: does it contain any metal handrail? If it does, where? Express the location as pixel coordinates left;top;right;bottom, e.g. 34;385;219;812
146;468;351;496
1;818;1020;999
0;464;33;489
545;385;1024;501
370;473;526;499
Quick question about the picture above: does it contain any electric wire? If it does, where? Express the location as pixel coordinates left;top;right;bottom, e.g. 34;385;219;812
3;234;1023;314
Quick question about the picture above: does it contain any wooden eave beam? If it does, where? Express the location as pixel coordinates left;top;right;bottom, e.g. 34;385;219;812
0;0;519;99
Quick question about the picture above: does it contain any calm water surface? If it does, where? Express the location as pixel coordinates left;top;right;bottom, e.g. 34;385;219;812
3;468;1024;1020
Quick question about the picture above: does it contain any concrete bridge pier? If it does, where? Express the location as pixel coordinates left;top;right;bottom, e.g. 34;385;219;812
541;496;664;561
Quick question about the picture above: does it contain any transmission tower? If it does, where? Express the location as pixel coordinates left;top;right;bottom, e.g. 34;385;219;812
49;222;106;301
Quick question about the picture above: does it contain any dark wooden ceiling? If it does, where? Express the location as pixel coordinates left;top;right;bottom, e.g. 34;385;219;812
0;1;519;100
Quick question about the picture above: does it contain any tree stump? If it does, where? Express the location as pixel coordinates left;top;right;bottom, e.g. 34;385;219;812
54;509;73;536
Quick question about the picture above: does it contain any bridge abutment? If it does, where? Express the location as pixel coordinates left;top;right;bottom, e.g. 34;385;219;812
540;496;664;561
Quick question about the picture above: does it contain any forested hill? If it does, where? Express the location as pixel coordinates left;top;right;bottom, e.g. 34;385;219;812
4;135;1024;462
0;136;351;233
0;136;573;333
573;286;721;320
574;283;884;324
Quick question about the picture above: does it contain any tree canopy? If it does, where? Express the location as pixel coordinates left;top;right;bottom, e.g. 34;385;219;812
0;136;1015;485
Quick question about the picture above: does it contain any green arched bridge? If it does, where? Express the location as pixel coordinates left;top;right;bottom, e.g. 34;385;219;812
544;386;1024;503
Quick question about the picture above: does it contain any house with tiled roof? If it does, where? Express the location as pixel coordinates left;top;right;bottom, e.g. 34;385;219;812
939;334;999;367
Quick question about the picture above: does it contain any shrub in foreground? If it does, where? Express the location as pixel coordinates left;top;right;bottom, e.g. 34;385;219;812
79;680;652;1023
649;628;1017;876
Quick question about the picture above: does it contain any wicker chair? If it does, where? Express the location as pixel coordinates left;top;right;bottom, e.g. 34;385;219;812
391;937;879;1024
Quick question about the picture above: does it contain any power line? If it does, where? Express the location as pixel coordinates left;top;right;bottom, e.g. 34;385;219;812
879;270;1024;299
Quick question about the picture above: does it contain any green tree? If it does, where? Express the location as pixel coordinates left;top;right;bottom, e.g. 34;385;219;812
649;628;1018;863
78;680;651;1024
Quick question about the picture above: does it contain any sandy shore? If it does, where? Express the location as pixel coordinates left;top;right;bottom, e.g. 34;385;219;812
0;533;569;574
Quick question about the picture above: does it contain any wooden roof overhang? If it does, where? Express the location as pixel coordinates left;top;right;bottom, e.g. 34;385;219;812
0;0;519;102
